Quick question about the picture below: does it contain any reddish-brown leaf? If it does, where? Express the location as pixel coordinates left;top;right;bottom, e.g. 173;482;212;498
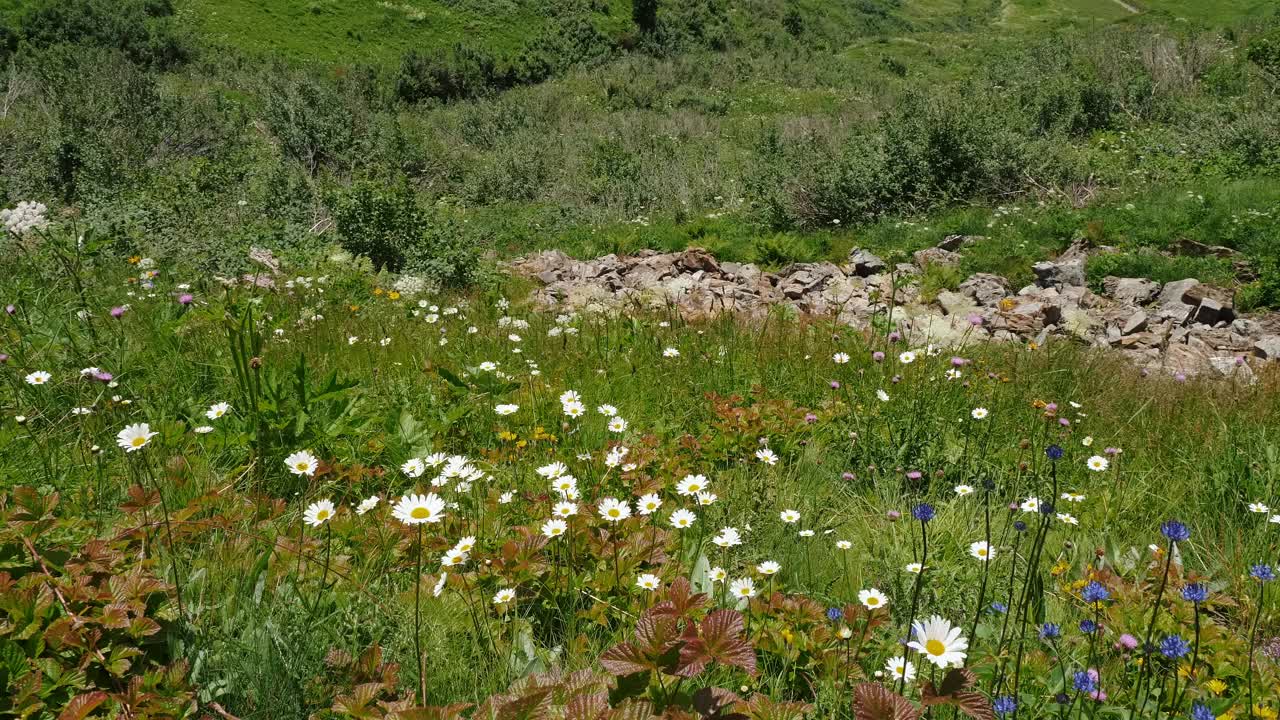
737;694;811;720
599;643;653;676
565;692;608;720
692;687;746;720
853;683;920;720
634;613;680;656
58;691;108;720
675;609;755;678
656;577;708;619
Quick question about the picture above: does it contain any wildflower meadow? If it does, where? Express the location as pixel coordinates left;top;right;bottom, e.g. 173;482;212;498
4;213;1280;719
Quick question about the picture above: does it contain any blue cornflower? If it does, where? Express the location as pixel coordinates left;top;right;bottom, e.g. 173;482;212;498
1039;622;1061;640
912;503;935;522
1160;634;1191;659
1040;501;1055;515
1072;670;1096;693
1160;520;1190;543
1182;583;1208;603
1082;581;1110;604
1014;521;1028;533
989;602;1008;614
1252;564;1275;582
826;607;843;622
982;478;996;491
993;696;1017;717
1079;619;1097;634
1191;702;1215;720
1046;445;1064;461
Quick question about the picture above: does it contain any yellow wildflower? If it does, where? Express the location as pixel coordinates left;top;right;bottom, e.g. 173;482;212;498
1205;678;1227;695
388;291;401;300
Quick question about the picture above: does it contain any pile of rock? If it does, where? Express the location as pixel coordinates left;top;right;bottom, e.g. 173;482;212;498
510;240;1280;380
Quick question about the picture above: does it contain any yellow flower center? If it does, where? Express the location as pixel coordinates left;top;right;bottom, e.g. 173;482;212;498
868;598;880;606
317;510;330;521
132;437;146;447
608;509;619;517
978;549;988;557
411;507;430;519
296;463;308;471
925;639;946;656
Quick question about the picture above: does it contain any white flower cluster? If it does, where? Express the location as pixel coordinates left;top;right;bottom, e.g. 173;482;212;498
392;274;432;297
2;201;49;235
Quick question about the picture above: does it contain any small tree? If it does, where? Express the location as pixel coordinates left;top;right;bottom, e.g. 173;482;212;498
633;0;658;35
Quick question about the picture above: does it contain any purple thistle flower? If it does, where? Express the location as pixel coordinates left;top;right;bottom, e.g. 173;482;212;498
178;293;194;305
872;351;885;362
110;306;126;318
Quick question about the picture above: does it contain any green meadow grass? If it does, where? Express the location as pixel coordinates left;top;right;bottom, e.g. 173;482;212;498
4;234;1280;716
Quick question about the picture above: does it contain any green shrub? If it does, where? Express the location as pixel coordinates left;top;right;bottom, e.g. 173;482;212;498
1247;27;1280;75
1084;249;1236;290
6;0;192;69
329;181;426;271
329;181;488;287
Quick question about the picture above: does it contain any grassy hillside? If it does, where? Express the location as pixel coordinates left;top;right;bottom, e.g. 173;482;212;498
184;0;629;64
0;0;1278;302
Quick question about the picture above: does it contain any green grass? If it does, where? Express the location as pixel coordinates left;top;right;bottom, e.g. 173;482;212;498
5;232;1280;716
182;0;627;65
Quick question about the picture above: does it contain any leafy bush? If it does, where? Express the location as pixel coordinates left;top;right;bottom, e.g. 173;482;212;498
0;487;196;717
329;181;427;272
394;44;502;104
1084;249;1236;290
329;181;488;287
1246;27;1280;75
3;0;192;69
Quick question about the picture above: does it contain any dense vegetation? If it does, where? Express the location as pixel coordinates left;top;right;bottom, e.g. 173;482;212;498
4;221;1280;719
5;3;1280;716
0;0;1278;299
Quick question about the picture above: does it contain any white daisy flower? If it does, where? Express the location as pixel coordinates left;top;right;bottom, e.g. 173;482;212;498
116;423;158;453
859;588;888;609
285;450;319;476
392;493;446;525
304;500;336;527
907;615;969;668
